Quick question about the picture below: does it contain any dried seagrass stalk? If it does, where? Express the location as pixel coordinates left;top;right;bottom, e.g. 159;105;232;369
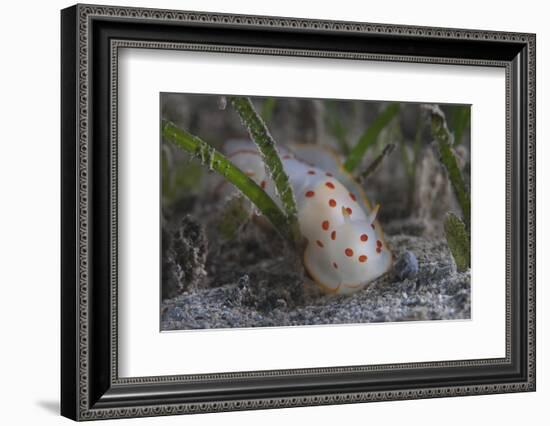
344;102;400;173
359;143;396;182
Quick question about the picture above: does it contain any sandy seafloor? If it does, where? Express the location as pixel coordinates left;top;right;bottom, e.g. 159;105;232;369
160;224;471;330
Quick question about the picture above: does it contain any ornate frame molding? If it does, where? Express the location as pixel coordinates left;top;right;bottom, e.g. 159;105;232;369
61;4;536;421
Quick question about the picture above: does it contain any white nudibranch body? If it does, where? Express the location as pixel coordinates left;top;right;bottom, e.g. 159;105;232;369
224;141;393;295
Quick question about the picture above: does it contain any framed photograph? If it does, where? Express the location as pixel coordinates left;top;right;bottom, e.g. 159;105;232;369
61;4;536;421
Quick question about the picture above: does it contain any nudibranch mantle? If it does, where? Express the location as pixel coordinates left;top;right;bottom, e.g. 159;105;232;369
224;141;393;295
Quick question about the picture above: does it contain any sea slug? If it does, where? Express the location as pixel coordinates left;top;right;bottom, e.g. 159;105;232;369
223;141;393;295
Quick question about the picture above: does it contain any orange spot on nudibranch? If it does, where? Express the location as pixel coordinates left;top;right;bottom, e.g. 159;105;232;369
305;190;315;198
333;262;338;269
359;255;368;263
316;240;324;248
322;220;330;231
308;170;316;175
376;240;383;247
346;207;353;215
360;234;368;242
376;247;382;253
329;199;337;207
345;248;354;257
349;192;357;202
325;182;335;189
331;231;336;240
260;180;266;189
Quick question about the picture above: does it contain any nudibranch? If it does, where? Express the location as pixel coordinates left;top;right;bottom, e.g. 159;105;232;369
223;141;393;295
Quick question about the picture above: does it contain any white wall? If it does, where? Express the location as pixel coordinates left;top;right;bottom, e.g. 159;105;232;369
0;0;546;424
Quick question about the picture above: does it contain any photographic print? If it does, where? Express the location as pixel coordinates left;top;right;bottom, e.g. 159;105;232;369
160;94;472;331
61;6;535;418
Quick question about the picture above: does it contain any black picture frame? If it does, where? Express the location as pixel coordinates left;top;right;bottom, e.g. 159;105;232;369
61;4;536;421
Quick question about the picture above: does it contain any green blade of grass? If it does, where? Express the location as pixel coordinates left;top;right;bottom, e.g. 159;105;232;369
218;195;252;241
344;103;400;173
325;100;350;155
261;97;277;124
444;212;471;271
428;106;470;229
229;96;301;248
162;120;292;242
452;106;471;146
